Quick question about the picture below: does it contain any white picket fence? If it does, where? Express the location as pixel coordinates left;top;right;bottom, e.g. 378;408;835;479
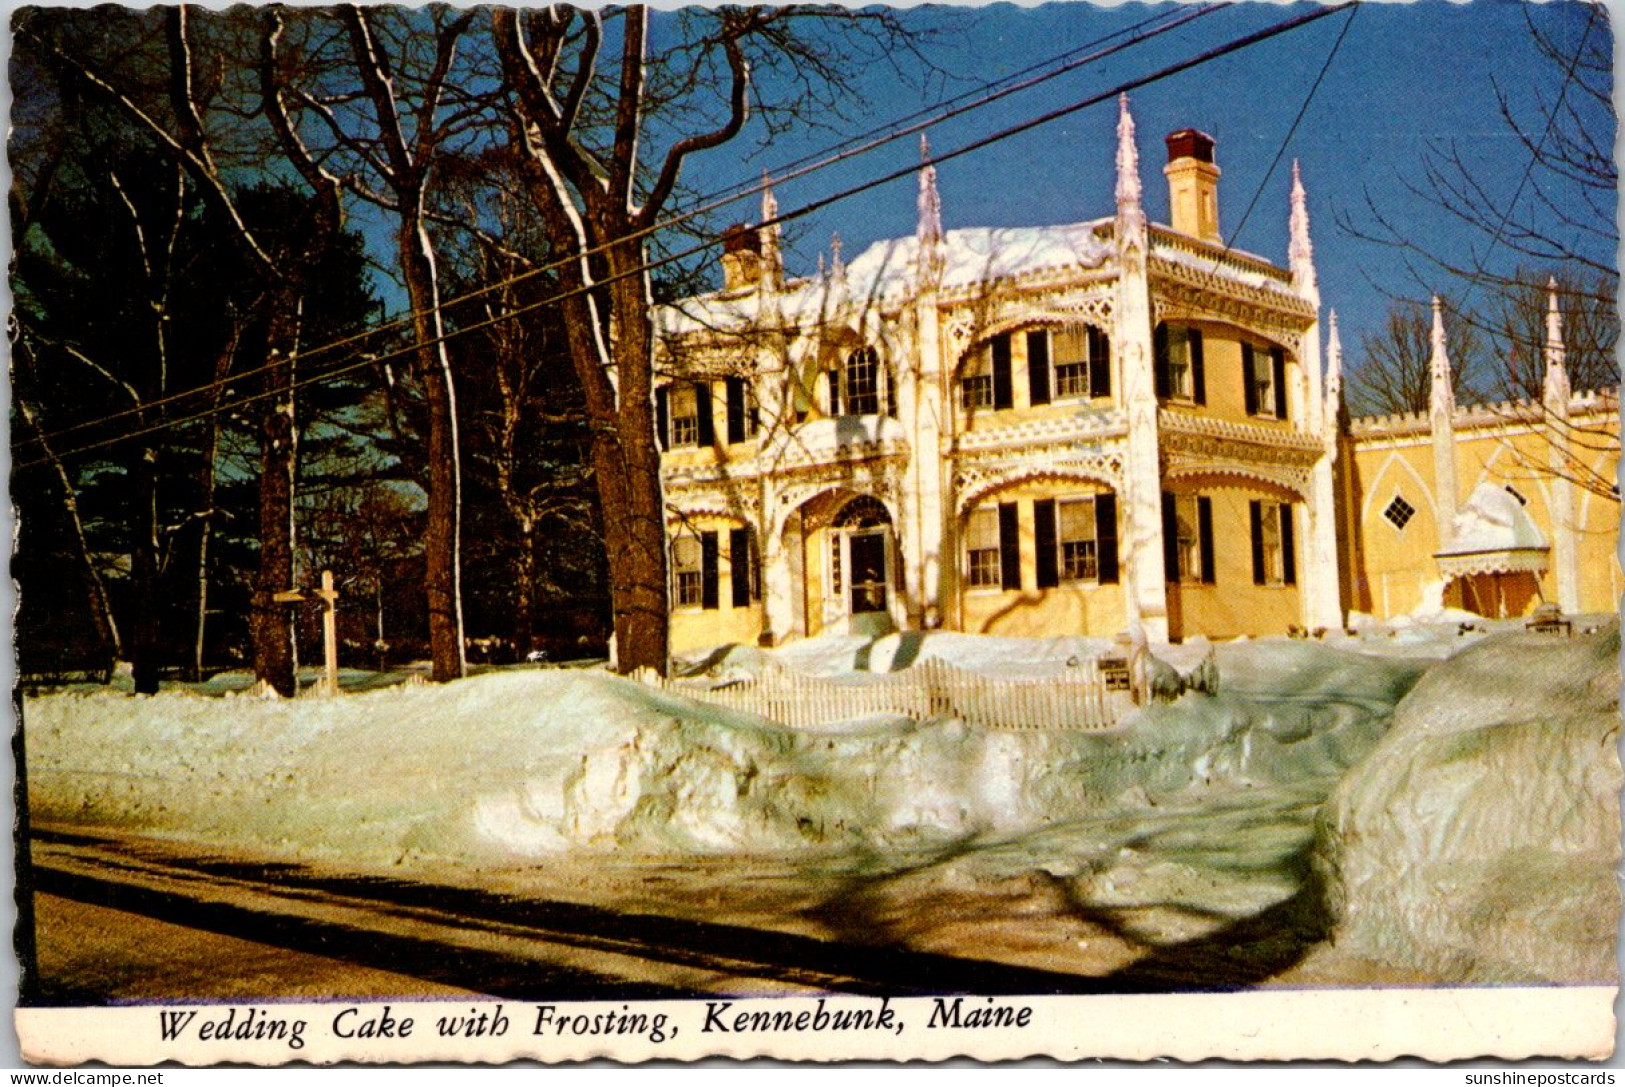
648;656;1128;732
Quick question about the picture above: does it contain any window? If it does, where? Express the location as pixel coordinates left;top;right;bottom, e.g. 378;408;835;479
1243;343;1288;420
670;385;700;446
1383;494;1416;531
1162;492;1214;584
725;377;759;443
1027;327;1111;406
729;527;760;606
673;535;704;607
965;507;1001;587
673;530;718;609
1058;499;1098;581
1244;345;1274;417
1250;500;1296;586
1053;329;1091;400
961;369;993;410
842;346;881;415
656;381;714;449
1154;324;1205;404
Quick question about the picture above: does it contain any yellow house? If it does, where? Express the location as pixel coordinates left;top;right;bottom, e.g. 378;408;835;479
652;97;1619;656
1338;296;1619;621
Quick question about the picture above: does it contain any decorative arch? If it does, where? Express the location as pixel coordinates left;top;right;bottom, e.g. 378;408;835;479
771;482;901;543
1162;467;1304;502
955;465;1118;515
1359;451;1437;528
953;308;1113;370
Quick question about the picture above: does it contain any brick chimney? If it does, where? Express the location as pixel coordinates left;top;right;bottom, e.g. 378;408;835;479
1163;129;1221;244
720;224;764;290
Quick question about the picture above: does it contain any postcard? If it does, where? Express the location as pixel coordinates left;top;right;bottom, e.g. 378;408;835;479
10;0;1619;1066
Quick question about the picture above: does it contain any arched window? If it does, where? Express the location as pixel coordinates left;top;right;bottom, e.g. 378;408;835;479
827;347;892;416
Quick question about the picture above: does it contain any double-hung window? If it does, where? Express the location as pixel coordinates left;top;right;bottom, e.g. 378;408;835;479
1250;500;1297;586
1058;499;1099;581
1154;324;1205;404
1162;492;1215;584
1243;343;1289;420
965;507;1001;587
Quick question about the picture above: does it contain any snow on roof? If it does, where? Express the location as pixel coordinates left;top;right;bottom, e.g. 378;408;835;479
1147;236;1298;296
1439;482;1549;558
658;220;1115;336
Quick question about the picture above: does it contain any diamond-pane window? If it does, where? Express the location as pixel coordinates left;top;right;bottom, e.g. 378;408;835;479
1383;495;1416;531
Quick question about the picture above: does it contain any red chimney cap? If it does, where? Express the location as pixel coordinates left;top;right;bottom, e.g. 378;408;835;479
722;224;761;254
1165;129;1216;164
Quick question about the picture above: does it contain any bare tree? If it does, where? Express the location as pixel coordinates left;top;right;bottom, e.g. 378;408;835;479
492;6;926;675
1350;295;1483;416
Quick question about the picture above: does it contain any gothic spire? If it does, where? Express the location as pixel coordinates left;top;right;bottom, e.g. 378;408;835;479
1544;276;1571;408
1115;95;1145;223
916;133;945;286
1289;160;1318;304
1430;295;1455;419
917;133;944;246
1325;309;1343;414
759;171;783;289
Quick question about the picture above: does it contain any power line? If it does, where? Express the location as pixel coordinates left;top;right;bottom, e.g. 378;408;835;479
17;6;1217;456
17;3;1350;471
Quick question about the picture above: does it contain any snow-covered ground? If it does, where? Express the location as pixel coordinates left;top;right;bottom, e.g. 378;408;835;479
1316;623;1621;983
23;619;1618;985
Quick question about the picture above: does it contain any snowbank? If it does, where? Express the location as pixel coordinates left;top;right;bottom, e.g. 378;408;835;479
1314;624;1622;983
27;640;1421;881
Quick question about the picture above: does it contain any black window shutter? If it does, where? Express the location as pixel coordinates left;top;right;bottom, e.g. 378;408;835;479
730;527;750;607
655;386;670;451
1272;347;1288;420
992;334;1013;410
1033;499;1058;588
726;378;746;444
998;501;1021;590
1089;326;1112;399
1096;493;1119;584
884;361;897;418
700;531;719;609
1027;330;1051;406
1249;499;1266;585
1280;503;1297;585
695;381;714;445
1162;492;1179;582
1154;324;1171;400
1197;495;1215;584
826;369;841;416
1242;345;1259;416
1191;330;1207;405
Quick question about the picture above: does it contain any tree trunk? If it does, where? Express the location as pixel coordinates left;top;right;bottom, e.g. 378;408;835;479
129;449;163;695
604;241;669;675
512;513;537;660
14;393;122;663
250;344;298;697
398;207;465;683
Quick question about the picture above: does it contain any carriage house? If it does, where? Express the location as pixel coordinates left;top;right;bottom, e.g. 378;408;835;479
651;96;1618;655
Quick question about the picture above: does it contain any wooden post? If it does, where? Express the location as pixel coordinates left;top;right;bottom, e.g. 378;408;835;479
317;569;340;697
273;570;341;697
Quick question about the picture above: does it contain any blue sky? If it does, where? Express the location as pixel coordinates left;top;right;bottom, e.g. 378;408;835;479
666;0;1614;372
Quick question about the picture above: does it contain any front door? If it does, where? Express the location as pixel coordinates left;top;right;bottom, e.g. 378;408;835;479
847;530;889;615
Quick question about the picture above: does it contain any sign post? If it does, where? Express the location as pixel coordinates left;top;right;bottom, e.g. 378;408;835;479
272;569;341;696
